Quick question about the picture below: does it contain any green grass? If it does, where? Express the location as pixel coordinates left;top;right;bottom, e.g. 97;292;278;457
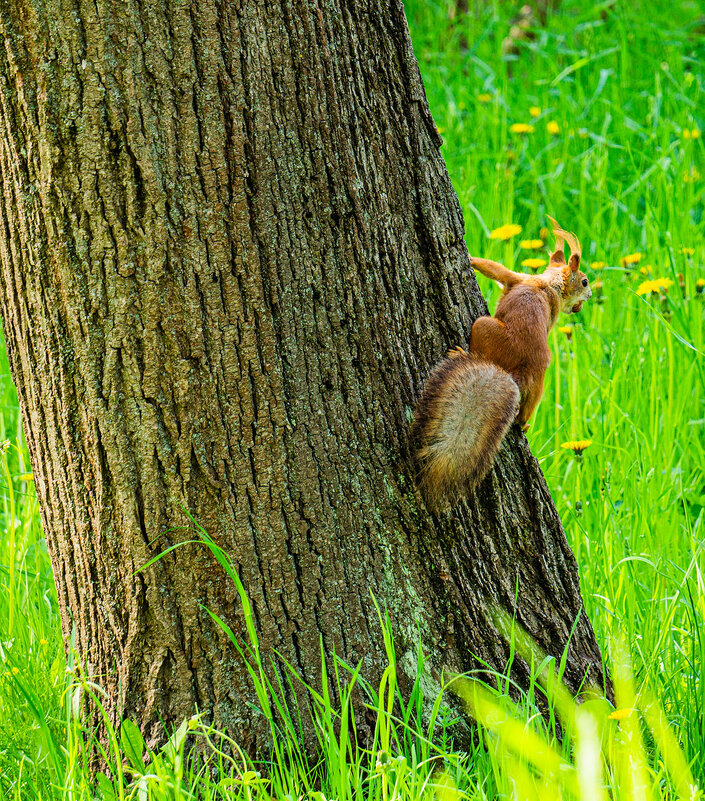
405;0;705;779
1;0;704;797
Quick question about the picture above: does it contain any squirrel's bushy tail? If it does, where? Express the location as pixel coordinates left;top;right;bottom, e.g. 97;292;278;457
412;351;520;507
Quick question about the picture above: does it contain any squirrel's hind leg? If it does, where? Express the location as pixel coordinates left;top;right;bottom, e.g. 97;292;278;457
469;316;514;372
517;372;546;426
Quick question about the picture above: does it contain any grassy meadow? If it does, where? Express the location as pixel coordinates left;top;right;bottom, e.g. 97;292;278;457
1;0;704;797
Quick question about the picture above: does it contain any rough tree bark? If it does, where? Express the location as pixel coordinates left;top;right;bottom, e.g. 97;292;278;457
0;0;604;750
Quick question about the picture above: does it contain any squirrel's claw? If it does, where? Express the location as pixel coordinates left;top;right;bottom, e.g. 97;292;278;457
447;346;468;359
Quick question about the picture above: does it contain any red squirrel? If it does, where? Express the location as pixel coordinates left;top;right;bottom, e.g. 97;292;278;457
413;217;592;507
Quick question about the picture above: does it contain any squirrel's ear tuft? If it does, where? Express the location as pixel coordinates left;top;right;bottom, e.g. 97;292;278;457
547;215;566;264
548;215;581;270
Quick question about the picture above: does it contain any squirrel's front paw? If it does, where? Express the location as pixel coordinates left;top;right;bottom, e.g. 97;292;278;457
447;346;468;359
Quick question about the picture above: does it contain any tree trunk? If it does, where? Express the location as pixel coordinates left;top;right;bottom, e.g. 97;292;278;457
0;0;604;751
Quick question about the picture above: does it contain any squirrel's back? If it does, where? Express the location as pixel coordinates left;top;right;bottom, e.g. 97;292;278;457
412;350;520;508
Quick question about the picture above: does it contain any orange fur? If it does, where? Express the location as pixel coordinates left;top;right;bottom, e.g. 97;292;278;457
412;218;592;507
469;218;591;423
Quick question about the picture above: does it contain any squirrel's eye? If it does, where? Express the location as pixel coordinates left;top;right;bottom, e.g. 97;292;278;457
582;278;588;287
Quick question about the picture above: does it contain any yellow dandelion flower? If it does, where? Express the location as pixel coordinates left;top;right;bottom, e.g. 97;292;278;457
520;239;544;249
11;667;19;676
636;278;674;296
639;265;652;276
681;247;695;256
529;106;541;117
521;258;547;269
696;278;705;294
683;168;701;183
477;93;493;103
490;224;522;240
591;261;606;270
40;638;48;646
621;252;642;267
692;128;701;139
558;325;572;341
608;708;634;721
683;129;691;139
509;123;534;134
561;440;592;455
547;121;560;135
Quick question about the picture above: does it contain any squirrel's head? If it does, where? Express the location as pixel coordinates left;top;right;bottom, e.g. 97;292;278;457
546;216;591;314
